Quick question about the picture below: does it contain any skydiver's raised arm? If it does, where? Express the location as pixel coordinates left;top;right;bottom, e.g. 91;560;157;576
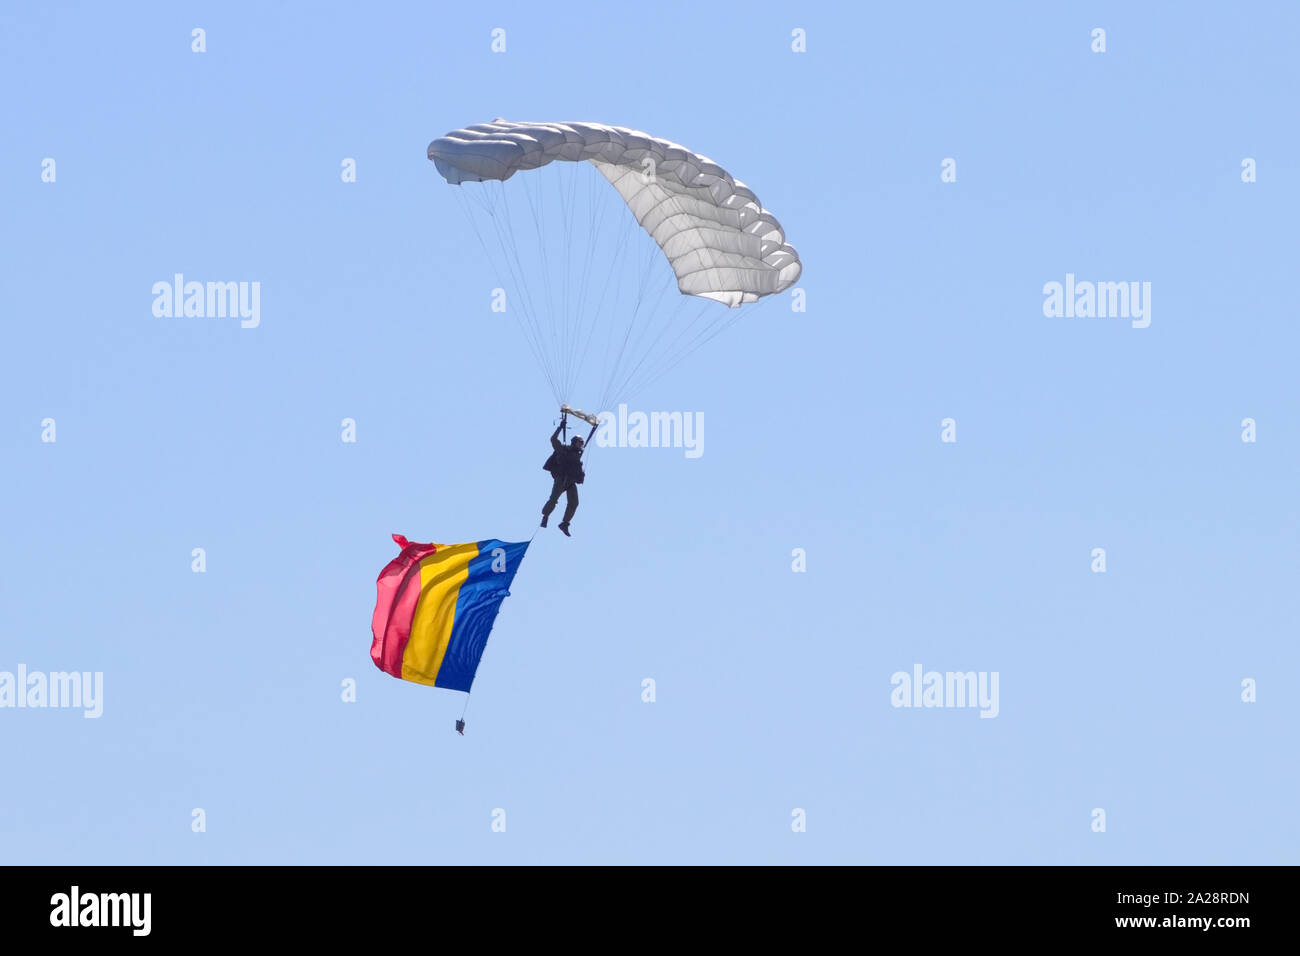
551;424;564;450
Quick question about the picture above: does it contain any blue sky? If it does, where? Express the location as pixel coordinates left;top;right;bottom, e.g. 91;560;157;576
1;1;1296;864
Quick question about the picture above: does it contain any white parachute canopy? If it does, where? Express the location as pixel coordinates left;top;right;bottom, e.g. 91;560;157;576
429;120;801;406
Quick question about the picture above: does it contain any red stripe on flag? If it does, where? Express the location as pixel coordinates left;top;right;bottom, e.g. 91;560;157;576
370;534;438;678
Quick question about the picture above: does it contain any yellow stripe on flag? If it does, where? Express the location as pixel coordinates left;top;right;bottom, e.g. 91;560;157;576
401;541;481;686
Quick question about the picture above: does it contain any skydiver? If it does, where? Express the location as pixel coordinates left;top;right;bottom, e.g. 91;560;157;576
540;419;586;537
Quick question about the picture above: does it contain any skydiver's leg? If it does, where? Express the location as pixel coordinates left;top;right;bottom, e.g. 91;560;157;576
561;483;578;524
541;476;565;526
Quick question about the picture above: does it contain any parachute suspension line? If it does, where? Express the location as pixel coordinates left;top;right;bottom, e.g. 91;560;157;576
488;178;545;390
477;158;729;412
454;187;560;402
604;298;706;407
469;183;554;397
570;164;615;400
527;164;596;406
562;163;626;405
600;180;712;405
559;162;587;401
520;173;563;399
558;162;590;402
630;297;768;401
504;182;561;402
496;185;562;401
548;164;569;400
611;190;714;395
597;230;666;410
551;164;566;400
596;285;646;411
579;172;617;403
562;164;602;397
610;249;692;398
509;179;572;400
657;297;766;390
600;269;681;410
489;181;563;402
589;201;652;409
572;188;638;409
599;225;694;409
615;268;728;399
577;221;634;402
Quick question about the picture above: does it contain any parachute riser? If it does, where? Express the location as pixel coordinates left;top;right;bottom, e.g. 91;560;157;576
558;404;599;457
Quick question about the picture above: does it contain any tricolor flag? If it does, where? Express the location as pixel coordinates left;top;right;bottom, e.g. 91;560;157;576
371;534;529;693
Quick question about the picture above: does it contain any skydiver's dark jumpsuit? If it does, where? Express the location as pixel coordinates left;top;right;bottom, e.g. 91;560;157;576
541;425;584;527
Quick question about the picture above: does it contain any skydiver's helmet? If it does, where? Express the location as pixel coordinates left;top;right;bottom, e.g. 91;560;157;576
570;436;584;450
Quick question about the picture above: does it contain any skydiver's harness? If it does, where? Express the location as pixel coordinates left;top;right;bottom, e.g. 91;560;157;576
547;404;598;483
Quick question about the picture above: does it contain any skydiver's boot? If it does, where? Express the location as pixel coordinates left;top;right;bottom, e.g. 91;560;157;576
558;522;571;537
540;513;548;528
561;486;578;530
